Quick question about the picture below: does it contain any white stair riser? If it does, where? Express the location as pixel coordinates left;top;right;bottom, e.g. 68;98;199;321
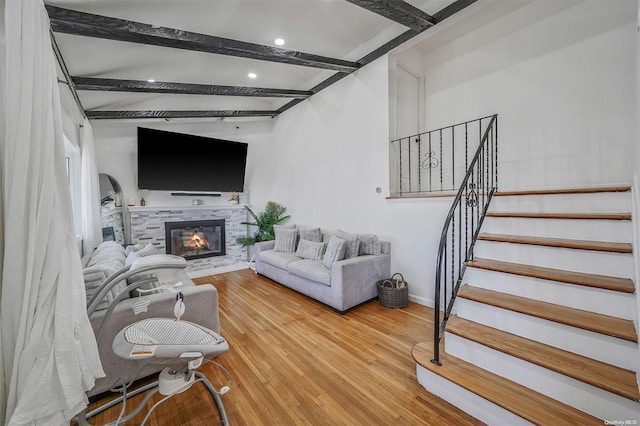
491;192;631;213
474;241;634;278
482;217;632;243
416;365;533;426
445;333;640;421
454;298;638;371
464;268;637;320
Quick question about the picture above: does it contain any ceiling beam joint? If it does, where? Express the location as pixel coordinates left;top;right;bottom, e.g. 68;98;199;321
344;0;435;31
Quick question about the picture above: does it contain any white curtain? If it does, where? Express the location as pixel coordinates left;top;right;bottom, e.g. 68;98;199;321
0;0;7;422
1;0;104;424
80;119;102;256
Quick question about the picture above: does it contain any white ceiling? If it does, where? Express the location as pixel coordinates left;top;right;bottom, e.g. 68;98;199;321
46;0;463;119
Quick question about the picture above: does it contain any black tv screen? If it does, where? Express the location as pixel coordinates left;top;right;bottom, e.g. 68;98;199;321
137;127;248;192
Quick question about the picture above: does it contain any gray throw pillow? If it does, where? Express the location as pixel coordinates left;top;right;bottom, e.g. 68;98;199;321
322;235;346;268
336;229;360;259
298;226;323;242
274;224;296;230
358;234;382;255
125;243;159;266
296;239;327;261
125;243;145;256
88;241;125;267
274;227;298;253
322;230;336;243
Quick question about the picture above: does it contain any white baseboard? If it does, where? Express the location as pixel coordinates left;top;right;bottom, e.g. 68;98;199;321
186;262;248;278
409;294;433;307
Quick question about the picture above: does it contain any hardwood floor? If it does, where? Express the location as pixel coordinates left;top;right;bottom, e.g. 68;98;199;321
81;269;482;425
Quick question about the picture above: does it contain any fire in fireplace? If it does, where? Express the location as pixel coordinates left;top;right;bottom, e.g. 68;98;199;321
165;219;226;260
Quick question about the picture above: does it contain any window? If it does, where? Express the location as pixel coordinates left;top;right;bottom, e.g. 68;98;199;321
64;135;82;238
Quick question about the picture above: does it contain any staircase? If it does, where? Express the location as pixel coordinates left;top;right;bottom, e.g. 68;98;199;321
413;186;640;424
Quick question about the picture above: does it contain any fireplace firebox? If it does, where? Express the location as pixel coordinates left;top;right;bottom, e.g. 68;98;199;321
165;219;225;260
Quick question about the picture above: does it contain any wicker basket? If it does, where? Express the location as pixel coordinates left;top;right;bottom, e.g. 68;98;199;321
377;273;408;308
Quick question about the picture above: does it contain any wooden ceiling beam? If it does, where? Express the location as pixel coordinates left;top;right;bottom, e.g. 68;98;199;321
46;5;360;73
85;110;278;120
73;77;312;99
344;0;435;31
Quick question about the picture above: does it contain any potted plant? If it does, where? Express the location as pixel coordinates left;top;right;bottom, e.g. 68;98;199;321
237;201;290;246
237;201;290;271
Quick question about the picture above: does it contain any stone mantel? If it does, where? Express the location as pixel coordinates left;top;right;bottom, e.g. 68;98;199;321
129;205;249;273
128;204;247;213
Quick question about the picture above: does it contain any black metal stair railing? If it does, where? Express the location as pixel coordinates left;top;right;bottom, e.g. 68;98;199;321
390;115;496;195
431;114;498;366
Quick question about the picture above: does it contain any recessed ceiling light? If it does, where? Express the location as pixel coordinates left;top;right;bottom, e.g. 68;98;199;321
147;79;155;83
248;72;257;79
274;38;285;46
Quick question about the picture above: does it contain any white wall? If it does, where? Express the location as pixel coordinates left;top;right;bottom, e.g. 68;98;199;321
92;119;276;208
264;0;637;306
406;0;637;191
269;56;452;306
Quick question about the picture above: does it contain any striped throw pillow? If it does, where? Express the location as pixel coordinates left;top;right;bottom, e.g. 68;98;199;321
358;234;382;255
298;226;323;242
336;230;360;259
322;235;346;268
274;227;298;253
295;239;327;261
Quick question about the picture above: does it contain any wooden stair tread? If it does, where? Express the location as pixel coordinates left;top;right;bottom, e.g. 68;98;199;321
486;212;631;220
457;285;638;342
447;316;640;401
495;186;631;196
468;258;635;293
412;342;603;425
478;233;632;253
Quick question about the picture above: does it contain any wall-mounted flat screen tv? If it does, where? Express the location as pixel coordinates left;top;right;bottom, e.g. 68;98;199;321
137;127;248;192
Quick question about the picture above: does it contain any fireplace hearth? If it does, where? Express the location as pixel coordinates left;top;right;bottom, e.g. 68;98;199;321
165;219;225;260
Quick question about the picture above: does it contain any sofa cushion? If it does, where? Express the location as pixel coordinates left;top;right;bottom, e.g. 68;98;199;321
125;243;159;266
259;249;302;270
295;239;327;261
87;241;125;268
322;235;346;268
125;243;145;256
298;226;322;243
336;230;360;259
273;227;298;253
84;241;128;311
357;234;382;256
84;267;119;311
287;259;331;286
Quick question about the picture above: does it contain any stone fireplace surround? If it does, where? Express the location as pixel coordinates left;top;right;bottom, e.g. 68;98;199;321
129;205;247;275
